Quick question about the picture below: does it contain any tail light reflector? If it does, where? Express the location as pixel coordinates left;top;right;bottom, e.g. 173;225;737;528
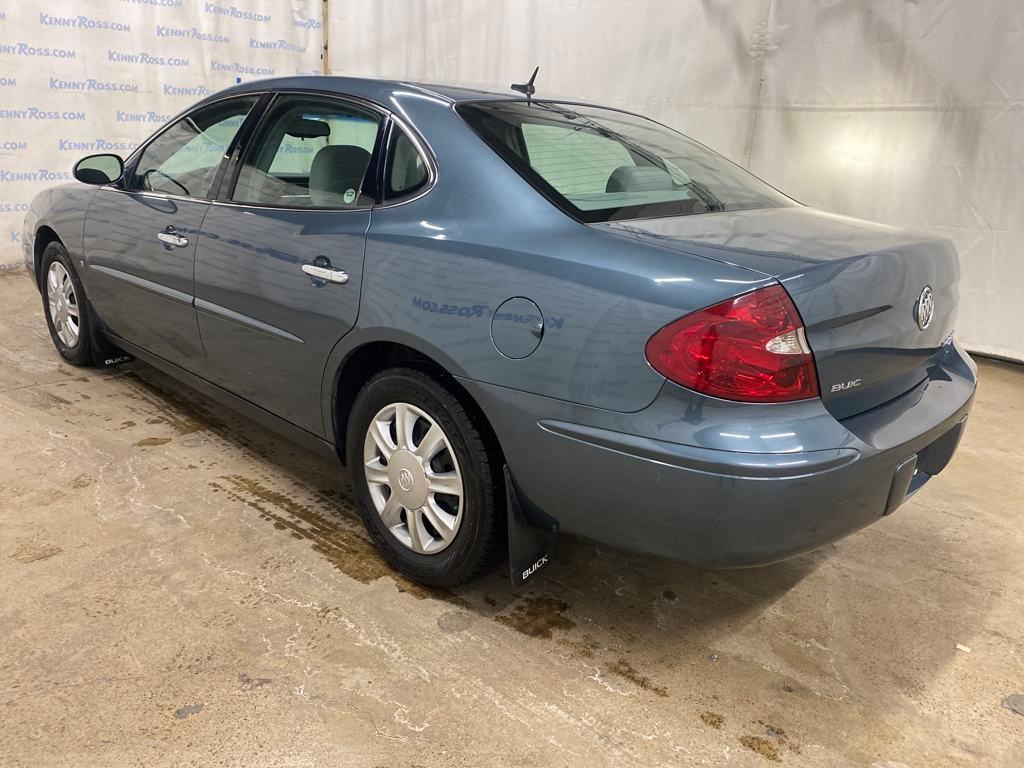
645;284;819;402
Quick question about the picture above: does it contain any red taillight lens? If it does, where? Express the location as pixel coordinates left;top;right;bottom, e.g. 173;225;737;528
645;284;819;403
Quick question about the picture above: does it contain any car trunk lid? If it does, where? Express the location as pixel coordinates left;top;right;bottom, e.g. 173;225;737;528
595;207;960;419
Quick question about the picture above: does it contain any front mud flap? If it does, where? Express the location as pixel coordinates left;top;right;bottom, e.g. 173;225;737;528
505;465;558;586
89;321;133;368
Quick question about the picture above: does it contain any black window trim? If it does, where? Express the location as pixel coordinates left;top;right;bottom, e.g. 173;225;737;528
112;92;268;203
379;118;437;206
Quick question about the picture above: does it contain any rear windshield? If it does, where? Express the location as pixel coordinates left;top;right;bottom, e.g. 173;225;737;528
457;101;793;223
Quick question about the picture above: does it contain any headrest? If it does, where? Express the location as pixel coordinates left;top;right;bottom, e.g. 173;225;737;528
286;117;330;139
309;145;371;207
606;165;674;193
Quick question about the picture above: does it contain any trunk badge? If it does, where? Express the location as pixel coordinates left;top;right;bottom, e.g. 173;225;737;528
916;286;935;330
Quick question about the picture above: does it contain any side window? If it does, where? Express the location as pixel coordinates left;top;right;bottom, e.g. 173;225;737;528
232;96;382;209
385;129;429;199
520;123;633;195
130;97;258;198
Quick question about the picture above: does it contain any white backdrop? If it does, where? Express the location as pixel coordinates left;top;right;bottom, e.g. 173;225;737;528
0;0;322;268
331;0;1024;363
1;2;1021;361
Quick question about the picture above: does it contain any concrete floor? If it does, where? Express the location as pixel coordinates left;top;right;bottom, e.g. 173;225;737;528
0;270;1021;768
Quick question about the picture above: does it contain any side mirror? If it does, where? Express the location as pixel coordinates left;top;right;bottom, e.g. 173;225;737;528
73;154;124;185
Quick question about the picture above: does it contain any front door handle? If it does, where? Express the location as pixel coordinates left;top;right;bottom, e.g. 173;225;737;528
157;226;188;248
302;263;349;284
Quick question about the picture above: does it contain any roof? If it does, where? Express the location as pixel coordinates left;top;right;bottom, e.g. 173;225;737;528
214;75;518;106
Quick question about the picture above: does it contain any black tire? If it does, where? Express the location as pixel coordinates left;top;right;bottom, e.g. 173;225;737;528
346;367;503;587
40;241;93;366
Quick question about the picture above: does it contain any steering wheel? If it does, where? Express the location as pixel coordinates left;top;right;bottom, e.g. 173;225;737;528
142;168;189;197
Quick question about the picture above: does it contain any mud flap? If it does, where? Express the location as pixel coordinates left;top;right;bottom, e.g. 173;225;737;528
505;465;558;586
88;315;133;368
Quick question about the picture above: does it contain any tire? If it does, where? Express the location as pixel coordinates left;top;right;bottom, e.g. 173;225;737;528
40;241;93;366
346;367;503;587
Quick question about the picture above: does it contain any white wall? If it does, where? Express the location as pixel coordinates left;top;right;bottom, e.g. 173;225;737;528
1;1;1020;361
0;0;323;268
329;0;1024;362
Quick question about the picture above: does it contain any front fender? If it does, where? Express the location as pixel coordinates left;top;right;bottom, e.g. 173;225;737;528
23;183;97;289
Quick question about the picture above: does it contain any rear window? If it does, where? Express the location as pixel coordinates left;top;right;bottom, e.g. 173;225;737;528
457;101;793;223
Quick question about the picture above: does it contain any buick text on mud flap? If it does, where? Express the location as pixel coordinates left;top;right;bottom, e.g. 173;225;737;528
522;554;549;581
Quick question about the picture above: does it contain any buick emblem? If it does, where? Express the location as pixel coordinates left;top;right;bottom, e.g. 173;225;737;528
915;286;934;331
398;468;415;492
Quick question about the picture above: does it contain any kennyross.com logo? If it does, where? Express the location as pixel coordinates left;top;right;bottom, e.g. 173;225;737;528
163;83;214;97
117;110;173;124
250;38;306;52
0;169;73;183
108;50;189;67
0;107;86;121
204;2;270;22
121;0;184;6
211;60;275;77
59;139;137;153
51;77;139;93
39;12;131;32
0;42;76;59
157;25;229;44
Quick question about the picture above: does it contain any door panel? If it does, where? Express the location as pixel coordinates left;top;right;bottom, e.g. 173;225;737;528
82;95;260;371
84;192;209;367
194;206;368;435
192;93;383;436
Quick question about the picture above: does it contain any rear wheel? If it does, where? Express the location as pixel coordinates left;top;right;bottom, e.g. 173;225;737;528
347;367;502;587
41;241;93;366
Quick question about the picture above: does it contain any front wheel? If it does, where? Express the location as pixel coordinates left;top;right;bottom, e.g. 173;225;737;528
41;241;93;366
346;367;503;587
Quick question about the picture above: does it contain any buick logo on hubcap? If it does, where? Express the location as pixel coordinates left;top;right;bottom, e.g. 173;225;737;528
916;286;934;331
398;468;415;492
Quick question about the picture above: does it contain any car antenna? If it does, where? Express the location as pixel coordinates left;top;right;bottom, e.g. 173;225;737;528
511;66;540;103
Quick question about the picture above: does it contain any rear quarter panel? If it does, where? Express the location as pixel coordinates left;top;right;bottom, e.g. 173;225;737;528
330;92;775;415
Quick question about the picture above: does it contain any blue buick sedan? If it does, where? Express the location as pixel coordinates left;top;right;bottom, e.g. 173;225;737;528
22;76;976;586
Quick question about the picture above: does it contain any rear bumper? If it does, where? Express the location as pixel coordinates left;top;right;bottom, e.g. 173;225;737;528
461;342;977;566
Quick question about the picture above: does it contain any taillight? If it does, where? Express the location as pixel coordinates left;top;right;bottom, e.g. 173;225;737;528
645;284;819;403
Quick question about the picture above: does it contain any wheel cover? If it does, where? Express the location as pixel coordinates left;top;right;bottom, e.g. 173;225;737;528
46;262;80;347
362;402;464;555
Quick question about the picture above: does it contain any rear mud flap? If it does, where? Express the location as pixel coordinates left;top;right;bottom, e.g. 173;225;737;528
505;465;558;586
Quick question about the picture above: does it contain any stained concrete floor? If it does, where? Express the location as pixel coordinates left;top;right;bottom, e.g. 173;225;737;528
0;269;1022;768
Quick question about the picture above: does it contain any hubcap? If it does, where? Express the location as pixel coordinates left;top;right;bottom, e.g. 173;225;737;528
46;262;80;347
363;402;464;555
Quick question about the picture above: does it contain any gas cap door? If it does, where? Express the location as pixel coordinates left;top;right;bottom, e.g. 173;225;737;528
491;297;544;359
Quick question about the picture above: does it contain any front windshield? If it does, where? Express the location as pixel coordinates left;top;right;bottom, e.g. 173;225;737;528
457;101;794;223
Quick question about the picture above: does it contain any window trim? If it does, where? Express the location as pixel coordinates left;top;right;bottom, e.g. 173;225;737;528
378;118;437;206
115;93;267;204
218;91;389;213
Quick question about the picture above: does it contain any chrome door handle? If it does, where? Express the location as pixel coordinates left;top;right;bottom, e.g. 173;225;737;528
157;227;188;248
302;264;349;284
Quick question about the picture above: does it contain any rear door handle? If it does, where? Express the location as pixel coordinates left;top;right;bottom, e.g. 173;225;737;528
157;226;188;248
302;263;349;284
